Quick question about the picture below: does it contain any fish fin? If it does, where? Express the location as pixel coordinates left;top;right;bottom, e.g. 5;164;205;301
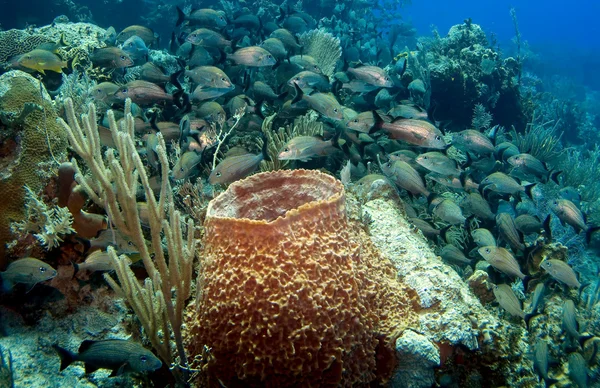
522;275;532;292
524;311;540;330
175;6;186;27
52;344;77;371
110;363;128;377
291;82;304;105
38;68;46;75
543;214;553;241
170;69;184;91
523;183;536;200
439;225;452;243
542;377;559;388
85;363;100;375
72;261;79;278
78;340;97;353
549;170;562;185
585;226;600;245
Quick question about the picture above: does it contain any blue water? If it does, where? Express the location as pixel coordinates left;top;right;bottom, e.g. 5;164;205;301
403;0;600;90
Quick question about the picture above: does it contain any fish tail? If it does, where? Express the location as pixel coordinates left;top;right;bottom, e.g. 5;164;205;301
543;377;559;388
523;183;536;200
549;170;562;185
170;69;184;91
522;275;532;292
585;226;600;245
524;311;540;330
72;262;79;278
543;214;553;241
291;82;304;104
52;344;77;371
175;6;186;27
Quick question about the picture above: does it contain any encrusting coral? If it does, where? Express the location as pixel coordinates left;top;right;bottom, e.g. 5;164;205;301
185;169;419;387
0;71;68;265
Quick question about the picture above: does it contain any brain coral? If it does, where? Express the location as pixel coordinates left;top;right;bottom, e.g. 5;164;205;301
0;29;54;63
185;169;418;387
0;71;68;265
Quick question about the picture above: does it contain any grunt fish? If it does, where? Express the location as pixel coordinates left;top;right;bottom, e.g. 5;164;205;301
53;339;162;376
113;81;173;105
176;7;227;28
532;339;558;387
540;259;581;288
186;28;231;49
209;152;265;185
347;65;394;88
496;212;525;252
17;49;67;74
478;246;527;280
90;47;133;69
452;130;495;155
228;46;276;67
492;283;524;319
372;112;447;149
278;135;339;161
172;151;203;180
0;257;57;291
378;155;429;198
291;83;344;121
415;152;462;177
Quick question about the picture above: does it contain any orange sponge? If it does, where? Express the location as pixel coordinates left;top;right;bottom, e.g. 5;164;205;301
185;169;418;386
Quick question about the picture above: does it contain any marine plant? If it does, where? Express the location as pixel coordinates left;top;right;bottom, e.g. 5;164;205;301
472;103;493;131
59;98;197;381
558;145;600;203
510;112;563;162
210;107;246;170
9;186;74;250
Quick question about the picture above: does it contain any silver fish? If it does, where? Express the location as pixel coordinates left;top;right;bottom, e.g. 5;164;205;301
209;153;264;185
0;258;57;291
478;246;526;280
278;136;338;161
540;259;581;288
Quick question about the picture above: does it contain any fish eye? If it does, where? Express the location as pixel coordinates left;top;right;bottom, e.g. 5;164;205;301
39;266;46;273
385;77;389;81
485;248;490;253
284;148;289;152
221;77;226;81
313;65;318;69
26;55;32;59
333;108;338;113
122;88;128;93
295;77;300;81
220;16;225;20
140;355;148;363
267;55;273;59
423;156;428;160
120;55;126;60
353;119;359;123
216;172;222;177
435;136;441;140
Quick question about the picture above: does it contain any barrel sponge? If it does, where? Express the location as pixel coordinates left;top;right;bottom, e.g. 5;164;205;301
185;169;418;387
0;71;68;263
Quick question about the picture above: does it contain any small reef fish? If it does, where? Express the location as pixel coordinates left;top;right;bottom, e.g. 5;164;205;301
432;198;466;226
347;65;394;88
567;353;589;388
378;156;430;198
480;172;535;197
172;151;203;180
289;55;322;74
496;213;525;252
90;82;120;103
461;191;495;221
261;38;288;60
73;251;132;275
548;199;588;233
388;104;429;121
278;135;339;161
478;246;527;281
410;219;449;240
415;152;462;177
471;228;496;247
540;259;581;288
90;47;134;69
186;66;233;89
439;244;471;265
0;257;57;291
115;25;158;46
492;284;524;319
288;71;330;92
372;112;447;149
508;153;560;183
562;300;589;347
186;28;231;49
515;214;543;235
53;339;162;376
113;81;173;105
270;29;302;51
120;35;149;64
451;130;495;155
176;7;227;28
209;152;265;185
532;339;558;387
228;46;276;67
291;84;344;121
17;49;67;74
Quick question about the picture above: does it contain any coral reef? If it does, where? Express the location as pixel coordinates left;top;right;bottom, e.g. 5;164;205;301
0;71;68;265
185;169;418;387
360;195;538;387
298;29;342;77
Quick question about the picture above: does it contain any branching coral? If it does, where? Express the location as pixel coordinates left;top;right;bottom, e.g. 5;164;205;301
10;186;75;250
558;145;600;203
298;28;342;77
58;98;197;382
472;103;493;131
